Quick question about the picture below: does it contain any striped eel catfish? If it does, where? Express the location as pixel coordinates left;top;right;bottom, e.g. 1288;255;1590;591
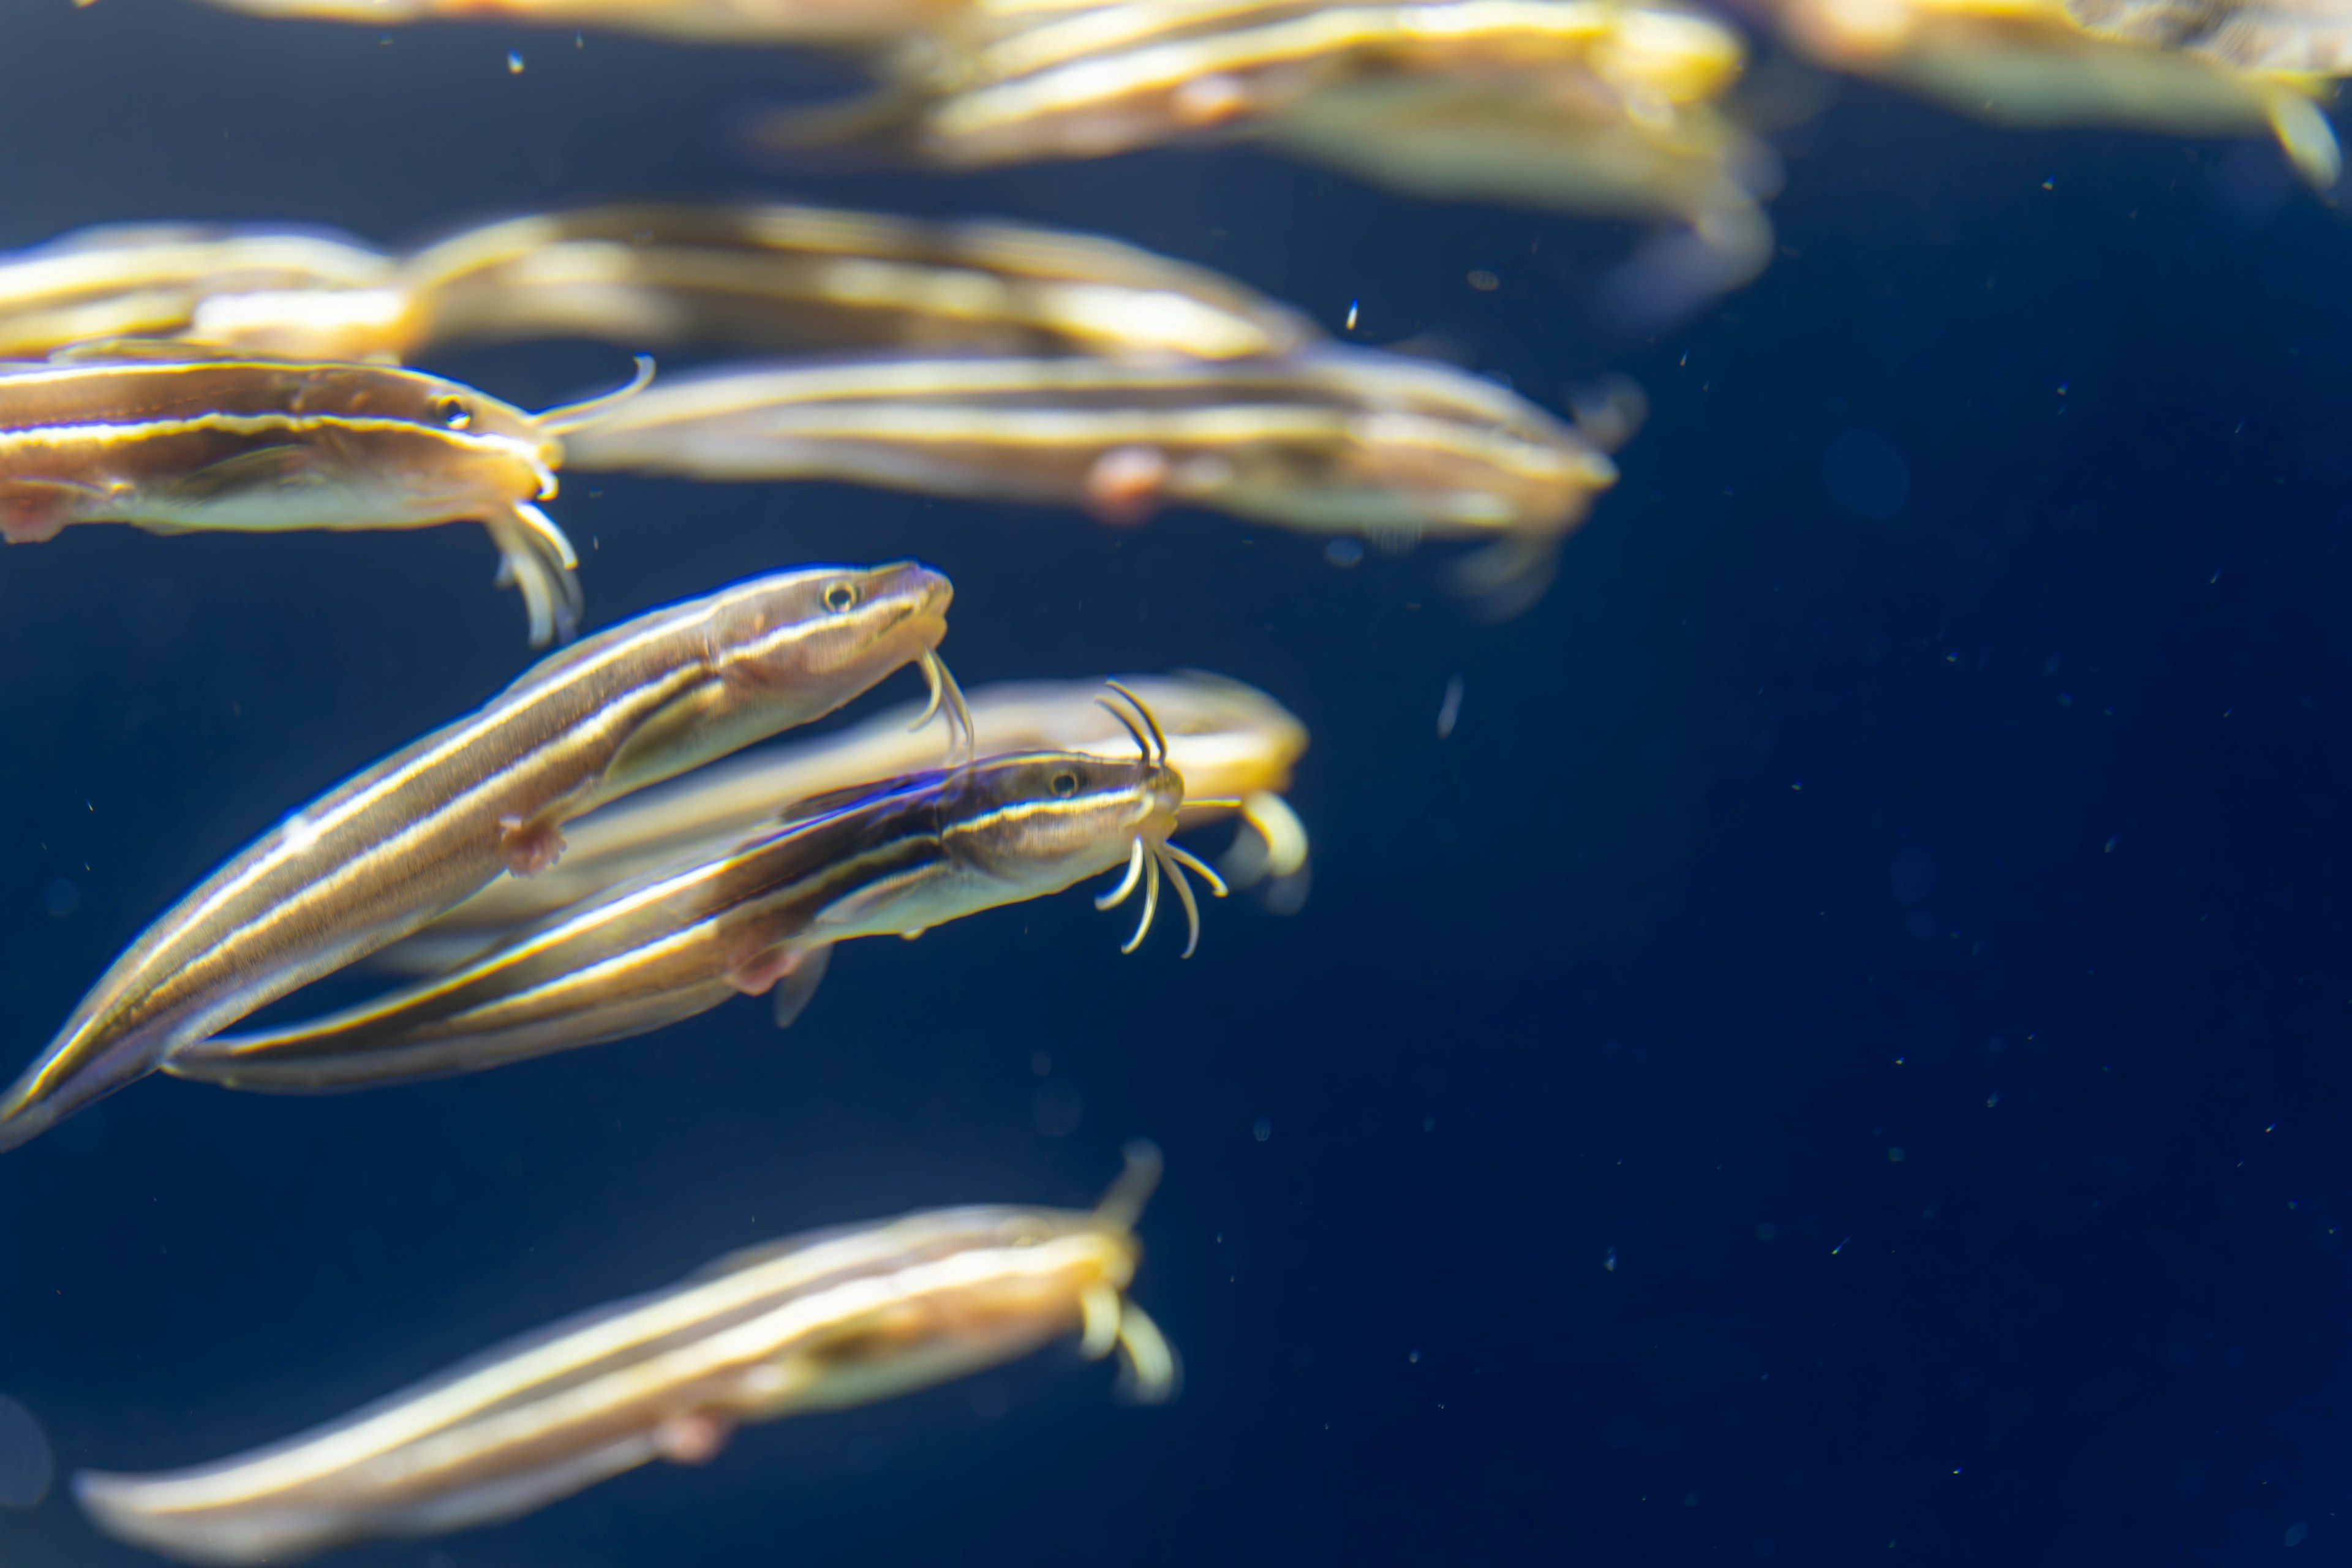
0;562;967;1152
75;1143;1176;1565
0;347;653;646
167;685;1219;1093
380;669;1307;972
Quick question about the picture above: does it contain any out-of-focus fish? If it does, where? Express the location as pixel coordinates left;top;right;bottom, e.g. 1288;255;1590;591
565;346;1637;618
167;687;1216;1091
189;0;974;44
2064;0;2352;74
76;1143;1177;1566
382;669;1308;970
0;563;965;1152
0;347;654;644
396;202;1321;361
0;224;396;362
1770;0;2341;186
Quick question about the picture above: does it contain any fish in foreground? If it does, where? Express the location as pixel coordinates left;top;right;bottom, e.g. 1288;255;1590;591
565;345;1638;618
385;669;1308;968
0;562;966;1151
168;685;1217;1091
76;1143;1177;1565
0;347;653;644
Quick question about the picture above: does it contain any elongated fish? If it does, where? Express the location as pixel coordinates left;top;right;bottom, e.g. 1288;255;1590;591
0;349;656;644
2065;0;2352;72
194;0;976;45
168;685;1217;1090
564;345;1635;619
396;201;1321;361
0;223;396;362
382;669;1308;971
76;1144;1176;1566
0;562;965;1151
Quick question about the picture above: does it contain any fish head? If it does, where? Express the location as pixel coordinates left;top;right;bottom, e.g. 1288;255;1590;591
709;560;953;698
350;367;560;508
941;748;1183;894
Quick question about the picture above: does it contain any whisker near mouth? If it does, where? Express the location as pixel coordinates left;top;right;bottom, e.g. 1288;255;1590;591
1097;837;1146;911
1096;691;1150;762
1102;679;1169;766
910;650;977;766
1159;840;1204;959
1119;840;1162;955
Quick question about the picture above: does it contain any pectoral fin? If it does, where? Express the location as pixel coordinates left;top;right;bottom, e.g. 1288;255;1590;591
726;942;810;1001
0;479;108;543
769;943;832;1029
172;443;317;500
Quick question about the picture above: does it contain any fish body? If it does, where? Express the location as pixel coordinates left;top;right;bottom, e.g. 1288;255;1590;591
0;224;397;362
2065;0;2352;72
75;1146;1175;1566
0;562;956;1150
398;202;1320;360
564;345;1626;614
167;745;1186;1090
0;353;594;642
195;0;974;44
385;669;1308;964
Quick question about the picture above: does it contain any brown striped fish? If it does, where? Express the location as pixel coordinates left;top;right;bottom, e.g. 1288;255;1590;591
167;690;1212;1092
0;349;652;646
0;562;966;1152
76;1143;1175;1565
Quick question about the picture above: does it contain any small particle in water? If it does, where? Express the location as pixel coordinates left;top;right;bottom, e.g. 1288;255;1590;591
1345;298;1360;330
1986;1091;2001;1108
1436;675;1464;738
507;50;525;73
1408;1349;1420;1363
2041;176;2056;190
1252;1117;1272;1142
2286;1521;2310;1548
0;1396;55;1507
1683;1491;1700;1507
1888;1147;1907;1163
41;877;79;919
1324;538;1363;568
1755;1222;1779;1242
1029;1049;1052;1076
1832;1236;1850;1254
1602;1248;1618;1272
1467;268;1499;291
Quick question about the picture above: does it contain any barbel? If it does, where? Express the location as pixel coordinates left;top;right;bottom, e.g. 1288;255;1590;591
75;1144;1176;1566
380;669;1307;970
168;690;1216;1091
0;349;653;645
0;562;965;1150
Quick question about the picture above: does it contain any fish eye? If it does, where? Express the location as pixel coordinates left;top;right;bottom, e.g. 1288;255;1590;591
822;581;858;614
1050;771;1080;798
432;395;472;431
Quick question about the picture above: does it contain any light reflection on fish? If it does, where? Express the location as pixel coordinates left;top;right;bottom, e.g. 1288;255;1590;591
75;1144;1177;1566
565;346;1637;618
2064;0;2352;73
0;347;652;644
0;563;965;1151
167;687;1216;1092
385;669;1310;970
1769;0;2342;186
191;0;974;44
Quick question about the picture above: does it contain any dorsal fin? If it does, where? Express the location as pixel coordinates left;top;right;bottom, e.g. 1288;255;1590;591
47;337;260;366
775;772;936;826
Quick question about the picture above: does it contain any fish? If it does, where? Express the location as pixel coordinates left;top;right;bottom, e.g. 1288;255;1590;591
1770;0;2342;187
562;345;1635;618
0;347;656;644
191;0;982;45
396;201;1322;361
165;684;1218;1091
0;562;966;1151
2063;0;2352;74
377;669;1308;971
75;1142;1177;1566
0;222;398;362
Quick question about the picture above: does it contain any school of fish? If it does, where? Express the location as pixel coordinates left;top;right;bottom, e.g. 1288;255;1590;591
7;0;2350;1558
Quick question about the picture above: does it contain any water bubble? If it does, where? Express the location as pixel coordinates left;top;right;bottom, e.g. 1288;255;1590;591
0;1396;54;1507
1824;429;1910;520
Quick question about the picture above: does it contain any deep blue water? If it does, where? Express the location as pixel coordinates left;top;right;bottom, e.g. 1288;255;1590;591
5;4;2352;1565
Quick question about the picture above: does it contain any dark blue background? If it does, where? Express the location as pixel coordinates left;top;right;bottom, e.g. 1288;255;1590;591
2;3;2350;1564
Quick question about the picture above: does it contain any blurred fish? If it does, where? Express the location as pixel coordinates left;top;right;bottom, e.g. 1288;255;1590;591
0;346;654;644
189;0;975;45
2064;0;2352;73
1770;0;2342;186
0;564;963;1151
396;202;1322;360
383;669;1308;970
167;687;1217;1091
76;1142;1177;1565
564;346;1635;618
0;223;396;362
